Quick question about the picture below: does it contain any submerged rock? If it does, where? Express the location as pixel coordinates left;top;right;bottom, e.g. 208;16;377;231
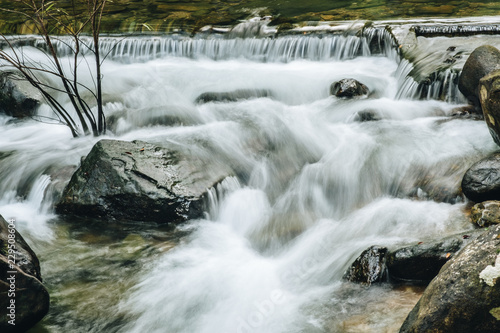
0;71;42;118
480;69;500;146
344;245;387;285
352;110;380;122
195;89;272;104
330;79;369;98
471;201;500;227
458;45;500;107
56;139;232;223
0;215;49;332
462;153;500;203
399;224;500;333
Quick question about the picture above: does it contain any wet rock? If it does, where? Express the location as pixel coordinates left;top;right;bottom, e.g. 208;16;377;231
458;45;500;107
471;201;500;227
386;232;481;284
330;79;369;98
0;71;42;118
0;214;49;332
352;110;380;122
56;139;232;223
451;105;483;120
399;224;500;333
462;153;500;203
344;246;388;285
195;89;272;104
0;216;42;281
480;69;500;146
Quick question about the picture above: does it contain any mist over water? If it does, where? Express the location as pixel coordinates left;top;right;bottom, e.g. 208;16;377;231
0;33;496;332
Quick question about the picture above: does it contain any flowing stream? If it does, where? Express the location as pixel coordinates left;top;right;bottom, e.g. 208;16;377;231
0;30;497;332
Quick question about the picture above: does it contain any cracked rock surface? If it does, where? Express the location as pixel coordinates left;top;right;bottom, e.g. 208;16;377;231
56;139;232;223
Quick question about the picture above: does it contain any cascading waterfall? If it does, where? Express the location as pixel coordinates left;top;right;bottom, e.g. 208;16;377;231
0;23;495;333
46;34;373;62
23;27;464;102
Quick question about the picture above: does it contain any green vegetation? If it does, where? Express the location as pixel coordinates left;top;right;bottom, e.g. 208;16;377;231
1;0;500;34
0;0;107;137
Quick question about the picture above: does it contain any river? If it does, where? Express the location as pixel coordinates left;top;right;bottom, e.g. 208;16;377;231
0;25;496;332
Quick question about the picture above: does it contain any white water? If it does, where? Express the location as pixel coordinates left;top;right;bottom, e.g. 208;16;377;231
0;35;497;332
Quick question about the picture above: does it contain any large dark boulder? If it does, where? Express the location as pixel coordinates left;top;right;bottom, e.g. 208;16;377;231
195;89;272;104
330;79;369;98
386;231;481;284
0;215;49;332
462;153;500;202
458;45;500;106
480;69;500;146
399;225;500;333
344;245;387;285
346;232;482;287
0;71;42;118
56;139;232;223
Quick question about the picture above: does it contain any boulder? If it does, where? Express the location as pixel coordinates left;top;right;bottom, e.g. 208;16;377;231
386;231;481;284
344;245;387;285
195;89;272;104
0;71;42;118
56;139;232;223
399;225;500;333
480;70;500;146
471;201;500;227
462;153;500;202
458;45;500;106
0;215;49;332
330;79;369;98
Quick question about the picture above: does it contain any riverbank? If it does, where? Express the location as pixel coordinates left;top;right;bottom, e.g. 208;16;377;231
2;0;500;34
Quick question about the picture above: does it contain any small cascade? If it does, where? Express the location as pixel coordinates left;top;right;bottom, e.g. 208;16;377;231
70;34;373;62
362;26;400;61
205;176;242;221
395;58;466;103
26;174;52;211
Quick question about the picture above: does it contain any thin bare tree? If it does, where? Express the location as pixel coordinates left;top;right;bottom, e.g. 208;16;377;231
0;0;108;137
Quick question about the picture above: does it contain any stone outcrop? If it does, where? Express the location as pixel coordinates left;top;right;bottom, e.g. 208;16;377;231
458;45;500;107
462;153;500;203
479;69;500;146
471;201;500;227
0;215;49;332
399;224;500;333
330;78;369;98
195;89;272;104
56;139;232;223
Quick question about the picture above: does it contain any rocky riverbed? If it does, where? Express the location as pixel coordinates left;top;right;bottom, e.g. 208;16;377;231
2;12;500;333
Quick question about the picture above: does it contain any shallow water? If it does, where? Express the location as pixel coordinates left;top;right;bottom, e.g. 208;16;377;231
0;33;496;332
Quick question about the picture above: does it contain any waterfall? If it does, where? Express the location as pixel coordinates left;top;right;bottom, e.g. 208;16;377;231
395;59;467;103
10;27;462;102
1;21;494;332
45;34;374;62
